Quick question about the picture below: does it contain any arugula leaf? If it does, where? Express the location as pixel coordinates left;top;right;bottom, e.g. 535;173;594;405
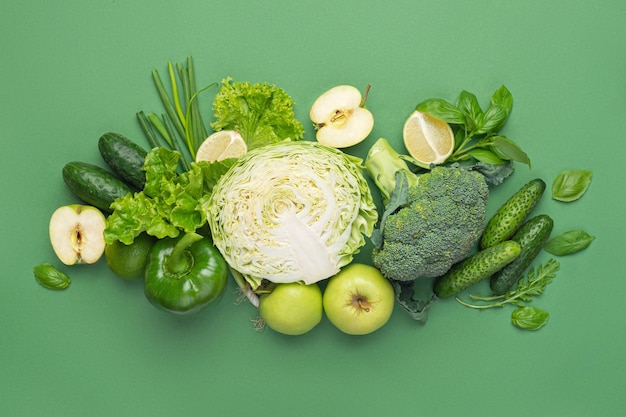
455;258;560;309
211;77;304;150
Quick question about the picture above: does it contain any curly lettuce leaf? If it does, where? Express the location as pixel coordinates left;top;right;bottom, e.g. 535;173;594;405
210;77;304;150
104;147;235;245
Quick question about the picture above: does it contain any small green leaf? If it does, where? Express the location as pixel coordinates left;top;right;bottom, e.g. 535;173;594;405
489;135;531;166
544;230;595;256
467;148;506;165
453;127;465;150
34;263;71;290
552;169;593;202
475;104;508;134
512;306;549;330
456;90;483;132
490;85;513;115
415;98;465;125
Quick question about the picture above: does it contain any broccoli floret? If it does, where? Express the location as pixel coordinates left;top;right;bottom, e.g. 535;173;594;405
365;138;489;282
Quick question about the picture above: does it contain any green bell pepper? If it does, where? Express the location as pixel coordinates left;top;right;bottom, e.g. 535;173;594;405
144;232;228;314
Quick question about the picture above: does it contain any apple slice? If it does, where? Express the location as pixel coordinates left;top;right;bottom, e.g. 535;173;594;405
310;85;374;148
49;204;107;265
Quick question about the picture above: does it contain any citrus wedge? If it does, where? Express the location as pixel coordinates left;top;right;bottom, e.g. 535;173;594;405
402;110;454;165
195;130;247;162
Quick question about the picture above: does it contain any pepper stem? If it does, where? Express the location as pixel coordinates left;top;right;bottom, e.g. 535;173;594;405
166;232;203;276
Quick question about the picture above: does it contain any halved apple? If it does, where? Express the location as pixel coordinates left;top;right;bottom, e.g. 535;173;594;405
49;204;106;265
310;85;374;148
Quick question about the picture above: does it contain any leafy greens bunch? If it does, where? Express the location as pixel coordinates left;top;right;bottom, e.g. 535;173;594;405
417;85;530;171
103;147;230;245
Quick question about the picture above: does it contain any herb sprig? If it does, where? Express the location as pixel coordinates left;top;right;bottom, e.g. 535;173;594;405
456;258;560;310
416;85;530;167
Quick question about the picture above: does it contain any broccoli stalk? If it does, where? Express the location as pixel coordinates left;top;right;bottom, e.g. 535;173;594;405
364;138;490;321
364;138;421;207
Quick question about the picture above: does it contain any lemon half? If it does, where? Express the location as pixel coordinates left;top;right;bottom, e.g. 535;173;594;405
402;110;454;165
195;130;247;163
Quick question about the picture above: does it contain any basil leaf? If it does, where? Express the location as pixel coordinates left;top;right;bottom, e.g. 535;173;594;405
512;306;549;330
415;98;465;125
467;148;506;165
456;90;482;132
453;127;464;150
33;263;71;290
490;85;513;115
475;103;508;134
489;135;531;166
544;230;595;256
551;169;593;202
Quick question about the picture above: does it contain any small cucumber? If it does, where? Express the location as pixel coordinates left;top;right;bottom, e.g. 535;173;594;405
480;178;546;249
489;214;554;295
98;132;147;190
62;161;133;212
434;240;521;298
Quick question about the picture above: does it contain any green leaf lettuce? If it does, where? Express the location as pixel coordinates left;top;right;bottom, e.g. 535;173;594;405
210;77;304;150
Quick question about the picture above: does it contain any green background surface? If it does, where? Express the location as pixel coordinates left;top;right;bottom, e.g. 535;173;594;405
2;1;625;416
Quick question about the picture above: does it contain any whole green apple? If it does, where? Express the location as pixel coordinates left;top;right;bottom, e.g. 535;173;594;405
259;282;323;336
323;263;395;335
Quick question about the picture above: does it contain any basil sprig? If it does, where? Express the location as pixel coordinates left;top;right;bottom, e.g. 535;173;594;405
416;85;530;167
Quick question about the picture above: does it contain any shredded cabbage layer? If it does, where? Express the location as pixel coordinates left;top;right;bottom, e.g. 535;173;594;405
204;141;377;286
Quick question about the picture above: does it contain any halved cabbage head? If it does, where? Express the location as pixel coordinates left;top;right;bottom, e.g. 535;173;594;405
204;140;378;289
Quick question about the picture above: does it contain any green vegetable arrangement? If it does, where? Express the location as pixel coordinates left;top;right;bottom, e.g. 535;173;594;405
35;55;597;335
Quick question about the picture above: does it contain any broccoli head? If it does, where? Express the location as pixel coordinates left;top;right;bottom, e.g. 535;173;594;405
365;138;489;282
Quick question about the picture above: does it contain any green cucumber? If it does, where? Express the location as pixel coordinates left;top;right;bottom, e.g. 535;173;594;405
98;132;147;190
480;178;546;249
489;214;554;295
434;240;521;298
62;161;133;212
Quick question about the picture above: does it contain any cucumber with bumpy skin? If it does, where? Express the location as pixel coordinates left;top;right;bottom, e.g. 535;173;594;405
480;178;546;249
98;132;147;190
434;240;521;298
489;214;553;295
62;161;133;212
